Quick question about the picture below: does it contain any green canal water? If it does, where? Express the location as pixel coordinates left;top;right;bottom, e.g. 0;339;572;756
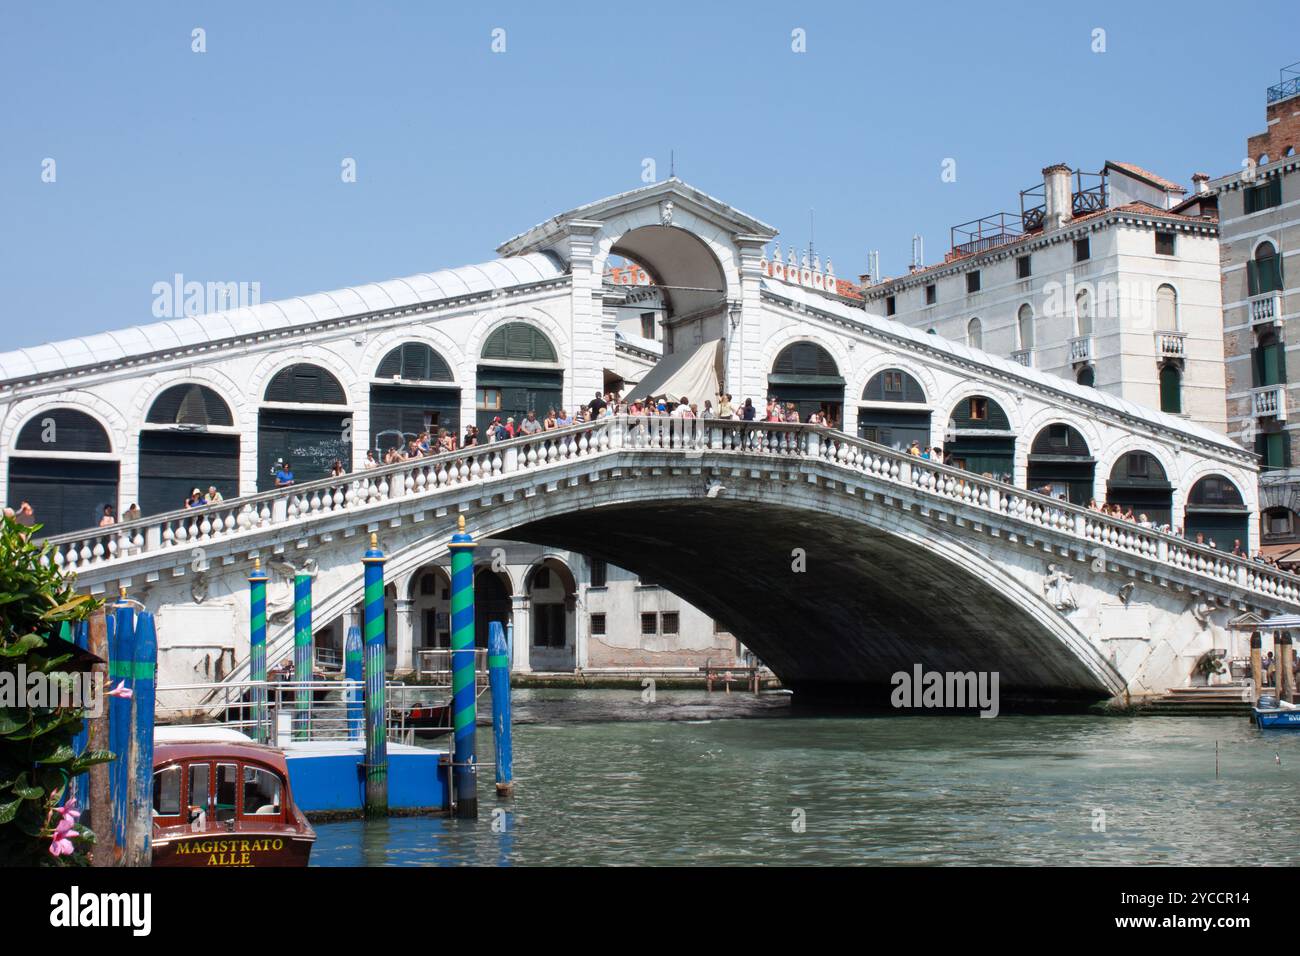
311;689;1300;866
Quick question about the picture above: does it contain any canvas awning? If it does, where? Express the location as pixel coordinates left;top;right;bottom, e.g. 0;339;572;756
625;339;723;404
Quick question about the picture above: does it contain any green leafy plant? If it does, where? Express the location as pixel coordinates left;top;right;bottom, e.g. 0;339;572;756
0;517;110;865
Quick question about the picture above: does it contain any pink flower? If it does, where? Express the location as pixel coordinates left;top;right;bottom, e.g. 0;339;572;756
107;681;133;699
56;799;80;825
49;833;76;857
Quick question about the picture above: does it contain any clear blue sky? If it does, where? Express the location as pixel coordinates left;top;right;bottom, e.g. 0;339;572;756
1;1;1295;349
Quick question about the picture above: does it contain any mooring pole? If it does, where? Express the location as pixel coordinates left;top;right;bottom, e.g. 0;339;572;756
249;560;269;744
362;534;388;817
345;624;364;740
448;514;478;818
67;620;90;807
1278;631;1293;700
1251;631;1263;700
86;609;111;867
126;611;157;867
293;571;313;740
488;620;513;797
109;590;136;865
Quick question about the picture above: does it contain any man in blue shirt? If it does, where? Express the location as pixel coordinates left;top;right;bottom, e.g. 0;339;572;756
275;461;295;487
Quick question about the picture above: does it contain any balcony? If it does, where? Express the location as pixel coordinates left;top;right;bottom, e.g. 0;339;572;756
1011;348;1032;367
1252;384;1287;421
1250;291;1282;328
1068;335;1093;365
1155;330;1186;359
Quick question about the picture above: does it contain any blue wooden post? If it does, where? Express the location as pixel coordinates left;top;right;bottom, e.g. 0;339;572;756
67;620;90;806
362;535;388;817
108;590;136;864
345;624;363;740
293;572;313;740
448;515;478;818
249;560;269;744
127;612;157;867
488;620;513;797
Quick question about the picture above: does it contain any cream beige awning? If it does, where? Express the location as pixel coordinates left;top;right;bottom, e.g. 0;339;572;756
625;339;723;405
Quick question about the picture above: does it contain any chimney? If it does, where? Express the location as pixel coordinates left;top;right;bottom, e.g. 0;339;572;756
1192;172;1210;195
1042;164;1073;231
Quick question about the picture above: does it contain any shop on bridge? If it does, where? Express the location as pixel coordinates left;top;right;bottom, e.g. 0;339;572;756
370;343;460;456
257;363;352;491
138;383;240;515
1105;451;1173;524
856;368;930;452
1184;475;1250;551
944;395;1015;479
7;408;118;536
1026;423;1095;506
475;322;563;433
767;342;844;427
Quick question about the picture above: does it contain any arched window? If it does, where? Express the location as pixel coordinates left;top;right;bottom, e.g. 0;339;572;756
1159;364;1182;414
15;408;111;453
375;343;453;382
264;364;347;404
481;322;558;363
1075;290;1091;336
966;318;982;350
1017;304;1034;350
1263;506;1297;539
146;384;234;427
773;342;839;377
1076;366;1095;387
1250;241;1283;296
1107;452;1172;524
862;369;926;403
1187;475;1245;508
1156;284;1178;332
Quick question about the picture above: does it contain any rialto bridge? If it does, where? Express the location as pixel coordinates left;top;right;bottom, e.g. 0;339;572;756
3;179;1291;705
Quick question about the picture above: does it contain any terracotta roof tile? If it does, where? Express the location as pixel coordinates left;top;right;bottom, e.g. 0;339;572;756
1106;160;1187;193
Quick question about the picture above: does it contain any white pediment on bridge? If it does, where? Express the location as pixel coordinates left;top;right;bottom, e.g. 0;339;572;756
495;178;778;259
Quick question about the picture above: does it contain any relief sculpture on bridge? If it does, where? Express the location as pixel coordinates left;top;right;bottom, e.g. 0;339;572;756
1043;563;1078;612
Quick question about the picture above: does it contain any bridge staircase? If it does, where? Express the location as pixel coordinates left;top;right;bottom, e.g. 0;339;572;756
1141;685;1255;717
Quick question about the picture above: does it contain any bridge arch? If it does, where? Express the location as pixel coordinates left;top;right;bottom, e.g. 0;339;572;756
942;389;1018;479
472;318;565;433
7;404;121;535
1184;473;1249;551
299;473;1126;706
856;366;932;452
368;341;462;458
136;381;241;515
761;332;851;428
1026;421;1095;505
252;353;356;491
524;555;579;671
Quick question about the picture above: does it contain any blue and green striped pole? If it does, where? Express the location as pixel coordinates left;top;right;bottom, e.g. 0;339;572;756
249;560;269;744
126;611;157;867
345;624;363;740
488;620;513;797
108;588;136;864
293;572;313;740
362;534;388;817
448;515;478;818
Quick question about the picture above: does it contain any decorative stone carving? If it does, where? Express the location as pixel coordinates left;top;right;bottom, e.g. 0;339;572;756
191;571;209;605
1043;563;1078;612
659;201;674;226
1191;596;1219;629
1118;582;1135;606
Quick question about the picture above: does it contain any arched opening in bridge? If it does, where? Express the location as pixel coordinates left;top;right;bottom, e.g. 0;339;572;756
474;566;512;650
476;322;562;435
257;363;351;491
8;408;118;536
1106;451;1172;524
370;343;459;458
857;368;930;452
1026;423;1094;505
768;342;844;427
138;383;239;515
944;396;1013;479
409;565;452;651
607;225;727;357
526;557;578;671
1184;475;1248;551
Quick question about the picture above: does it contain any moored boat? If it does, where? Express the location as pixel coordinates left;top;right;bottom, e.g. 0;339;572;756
151;731;315;866
1252;694;1300;730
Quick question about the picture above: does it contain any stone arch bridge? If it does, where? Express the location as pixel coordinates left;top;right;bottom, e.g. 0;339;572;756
45;417;1300;708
